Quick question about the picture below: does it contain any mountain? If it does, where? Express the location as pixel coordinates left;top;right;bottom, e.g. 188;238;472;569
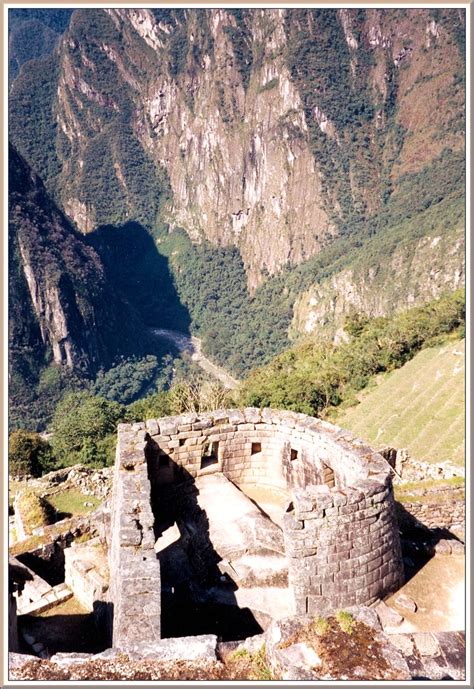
10;8;465;290
8;9;73;84
8;7;465;381
8;145;149;428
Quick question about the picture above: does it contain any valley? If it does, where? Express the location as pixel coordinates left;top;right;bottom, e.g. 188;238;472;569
6;6;466;684
152;329;239;390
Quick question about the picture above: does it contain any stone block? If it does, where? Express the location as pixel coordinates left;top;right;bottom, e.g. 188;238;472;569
354;479;383;498
120;529;142;547
126;634;218;661
192;419;213;431
159;419;179;436
145;419;160;435
413;632;441;657
243;408;262;423
178;430;203;439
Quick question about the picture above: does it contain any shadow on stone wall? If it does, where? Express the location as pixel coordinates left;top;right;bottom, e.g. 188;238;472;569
17;542;67;587
18;610;108;656
396;501;464;584
145;439;264;641
93;600;114;649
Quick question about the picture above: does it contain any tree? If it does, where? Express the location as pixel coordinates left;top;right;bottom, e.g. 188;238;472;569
50;392;125;467
9;430;52;477
168;379;235;414
126;391;172;422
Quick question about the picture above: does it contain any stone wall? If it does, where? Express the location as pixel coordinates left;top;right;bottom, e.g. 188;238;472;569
110;408;403;647
396;486;465;539
108;424;161;650
284;479;402;614
65;538;109;611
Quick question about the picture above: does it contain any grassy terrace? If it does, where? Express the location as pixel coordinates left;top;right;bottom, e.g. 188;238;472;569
336;339;465;465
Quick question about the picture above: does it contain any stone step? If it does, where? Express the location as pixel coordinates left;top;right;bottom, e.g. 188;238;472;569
17;583;73;616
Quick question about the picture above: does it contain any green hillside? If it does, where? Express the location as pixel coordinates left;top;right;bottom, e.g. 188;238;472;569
335;338;465;465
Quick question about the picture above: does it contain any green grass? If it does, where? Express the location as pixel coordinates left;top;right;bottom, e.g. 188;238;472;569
46;489;101;517
394;476;465;504
336;339;465;465
9;480;101;517
311;616;330;636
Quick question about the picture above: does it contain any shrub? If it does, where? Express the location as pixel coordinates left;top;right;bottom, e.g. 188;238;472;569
311;616;330;636
127;391;173;422
335;610;355;635
50;392;125;468
238;290;465;417
16;489;52;535
9;429;52;477
168;379;234;414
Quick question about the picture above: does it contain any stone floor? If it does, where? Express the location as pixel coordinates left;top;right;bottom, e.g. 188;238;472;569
238;484;290;528
384;554;465;633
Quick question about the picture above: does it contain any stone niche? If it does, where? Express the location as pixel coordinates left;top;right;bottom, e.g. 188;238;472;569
109;408;404;649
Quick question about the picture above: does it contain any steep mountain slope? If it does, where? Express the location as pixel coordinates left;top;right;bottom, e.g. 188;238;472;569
291;192;464;338
8;9;72;84
10;8;465;291
237;291;465;423
335;338;465;465
8;145;148;427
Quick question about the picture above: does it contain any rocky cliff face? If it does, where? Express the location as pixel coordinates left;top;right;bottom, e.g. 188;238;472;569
292;227;465;339
8;145;143;376
10;8;465;289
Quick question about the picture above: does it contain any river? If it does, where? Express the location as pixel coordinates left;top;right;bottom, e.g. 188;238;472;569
151;328;239;390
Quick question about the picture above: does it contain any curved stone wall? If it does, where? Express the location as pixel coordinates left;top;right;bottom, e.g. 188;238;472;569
110;408;404;646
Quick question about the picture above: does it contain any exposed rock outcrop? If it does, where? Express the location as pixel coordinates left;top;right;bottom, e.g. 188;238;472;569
10;9;465;289
8;145;145;375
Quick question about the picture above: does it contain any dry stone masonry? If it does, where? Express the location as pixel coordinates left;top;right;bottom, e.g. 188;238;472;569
110;408;404;647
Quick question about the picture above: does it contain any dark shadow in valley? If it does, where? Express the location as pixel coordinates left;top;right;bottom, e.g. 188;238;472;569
88;221;191;335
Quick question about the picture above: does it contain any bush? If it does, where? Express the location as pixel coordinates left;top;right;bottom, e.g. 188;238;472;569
16;489;52;535
126;391;173;422
168;379;235;414
9;429;52;477
238;290;465;417
335;610;355;635
50;392;125;468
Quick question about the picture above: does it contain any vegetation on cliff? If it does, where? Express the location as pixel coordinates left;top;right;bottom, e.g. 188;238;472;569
156;145;464;378
8;8;72;83
237;291;465;418
8;147;177;432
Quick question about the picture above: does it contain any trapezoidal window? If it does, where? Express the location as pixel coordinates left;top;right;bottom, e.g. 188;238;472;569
251;442;262;455
290;449;298;461
201;441;219;469
321;462;335;488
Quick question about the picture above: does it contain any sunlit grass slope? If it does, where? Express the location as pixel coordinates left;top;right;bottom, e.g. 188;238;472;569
336;339;465;465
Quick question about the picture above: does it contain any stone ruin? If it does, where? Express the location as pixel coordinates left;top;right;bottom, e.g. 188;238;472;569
109;408;404;650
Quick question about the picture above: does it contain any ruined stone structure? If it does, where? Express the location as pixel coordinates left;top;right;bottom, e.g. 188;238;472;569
109;408;404;649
